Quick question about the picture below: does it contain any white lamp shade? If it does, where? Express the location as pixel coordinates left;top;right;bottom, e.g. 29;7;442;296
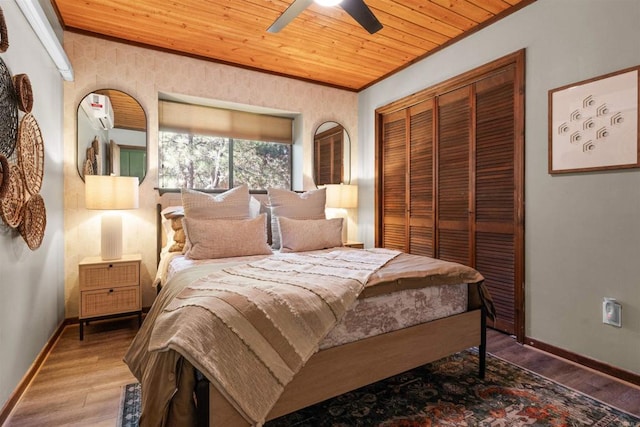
325;184;358;209
85;175;139;210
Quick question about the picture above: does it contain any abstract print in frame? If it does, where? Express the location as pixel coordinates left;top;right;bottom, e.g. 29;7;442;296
549;66;640;174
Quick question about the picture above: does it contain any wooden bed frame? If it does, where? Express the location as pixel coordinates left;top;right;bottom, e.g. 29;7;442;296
207;306;486;426
155;202;487;426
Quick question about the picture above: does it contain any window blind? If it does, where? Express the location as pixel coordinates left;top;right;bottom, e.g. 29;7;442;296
158;100;293;144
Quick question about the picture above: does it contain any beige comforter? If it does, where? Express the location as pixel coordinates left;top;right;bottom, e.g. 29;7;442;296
125;248;402;426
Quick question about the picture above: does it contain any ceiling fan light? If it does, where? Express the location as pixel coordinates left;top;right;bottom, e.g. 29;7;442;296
314;0;343;6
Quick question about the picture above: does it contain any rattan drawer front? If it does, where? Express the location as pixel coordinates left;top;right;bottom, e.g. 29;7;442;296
79;261;139;290
80;286;141;318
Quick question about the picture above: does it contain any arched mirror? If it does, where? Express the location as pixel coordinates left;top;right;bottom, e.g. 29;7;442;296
314;121;350;185
77;89;147;183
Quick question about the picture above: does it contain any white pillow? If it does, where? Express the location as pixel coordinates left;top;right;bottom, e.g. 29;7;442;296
278;217;343;253
268;187;326;249
249;196;261;218
182;214;272;260
181;185;251;220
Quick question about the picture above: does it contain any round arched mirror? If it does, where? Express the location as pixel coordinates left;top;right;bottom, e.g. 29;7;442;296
313;121;350;185
77;89;147;183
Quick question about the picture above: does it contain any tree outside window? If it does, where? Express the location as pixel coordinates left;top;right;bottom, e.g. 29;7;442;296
159;131;291;191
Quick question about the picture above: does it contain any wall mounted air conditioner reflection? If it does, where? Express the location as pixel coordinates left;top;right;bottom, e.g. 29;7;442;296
81;93;114;130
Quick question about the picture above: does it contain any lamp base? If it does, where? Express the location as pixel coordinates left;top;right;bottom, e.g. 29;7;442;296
101;212;123;260
326;207;349;243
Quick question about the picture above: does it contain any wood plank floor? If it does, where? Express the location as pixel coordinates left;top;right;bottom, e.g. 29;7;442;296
3;318;139;427
3;320;640;426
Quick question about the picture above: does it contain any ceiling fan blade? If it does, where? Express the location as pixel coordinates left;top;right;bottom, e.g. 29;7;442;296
267;0;314;33
340;0;382;34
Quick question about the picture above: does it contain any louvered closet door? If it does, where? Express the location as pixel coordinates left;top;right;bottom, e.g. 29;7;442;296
381;110;407;251
408;101;435;256
474;68;521;335
316;139;334;184
315;129;343;185
437;87;472;265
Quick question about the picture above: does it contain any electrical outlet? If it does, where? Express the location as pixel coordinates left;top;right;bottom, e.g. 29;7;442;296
602;298;622;327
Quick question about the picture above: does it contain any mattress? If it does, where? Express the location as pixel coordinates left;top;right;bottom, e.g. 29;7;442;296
155;249;468;350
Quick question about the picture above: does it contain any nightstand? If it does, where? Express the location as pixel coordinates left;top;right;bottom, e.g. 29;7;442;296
344;241;364;249
78;254;142;340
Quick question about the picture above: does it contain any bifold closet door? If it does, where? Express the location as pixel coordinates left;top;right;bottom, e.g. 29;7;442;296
435;72;520;335
380;102;435;255
436;86;472;266
474;68;521;335
380;109;407;251
408;101;434;257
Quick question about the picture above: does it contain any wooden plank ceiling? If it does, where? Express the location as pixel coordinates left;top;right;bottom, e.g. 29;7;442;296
52;0;534;91
94;89;146;131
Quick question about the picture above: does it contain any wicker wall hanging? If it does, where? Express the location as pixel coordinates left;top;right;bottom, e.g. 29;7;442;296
17;113;44;195
0;6;8;53
0;8;48;250
18;193;46;250
83;137;100;176
0;164;25;228
83;158;94;176
0;154;8;199
12;74;33;113
0;57;18;158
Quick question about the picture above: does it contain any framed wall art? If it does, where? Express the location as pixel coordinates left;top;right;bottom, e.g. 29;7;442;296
548;66;640;174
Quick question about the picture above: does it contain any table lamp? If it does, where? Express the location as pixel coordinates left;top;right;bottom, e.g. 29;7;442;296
85;175;139;260
325;183;358;243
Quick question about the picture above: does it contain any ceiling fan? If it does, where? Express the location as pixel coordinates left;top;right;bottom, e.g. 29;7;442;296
268;0;383;35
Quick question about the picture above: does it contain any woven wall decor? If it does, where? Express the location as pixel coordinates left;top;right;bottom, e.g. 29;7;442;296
19;193;46;250
0;6;8;53
0;164;25;228
17;113;45;196
0;57;18;158
0;154;8;199
83;158;94;176
12;74;33;113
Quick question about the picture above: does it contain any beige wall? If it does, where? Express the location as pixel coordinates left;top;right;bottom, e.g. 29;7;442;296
63;33;358;317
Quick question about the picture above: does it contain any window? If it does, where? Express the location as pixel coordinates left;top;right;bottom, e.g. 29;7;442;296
158;99;293;191
159;132;291;190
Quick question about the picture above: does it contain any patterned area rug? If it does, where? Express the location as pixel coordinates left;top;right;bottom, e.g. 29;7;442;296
117;383;142;427
119;350;640;426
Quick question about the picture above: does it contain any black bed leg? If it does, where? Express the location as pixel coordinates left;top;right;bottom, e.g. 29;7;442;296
196;374;210;427
479;304;487;379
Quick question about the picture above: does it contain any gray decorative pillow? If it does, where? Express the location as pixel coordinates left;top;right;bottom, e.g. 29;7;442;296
268;187;326;249
181;185;251;220
182;214;272;260
278;217;343;253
